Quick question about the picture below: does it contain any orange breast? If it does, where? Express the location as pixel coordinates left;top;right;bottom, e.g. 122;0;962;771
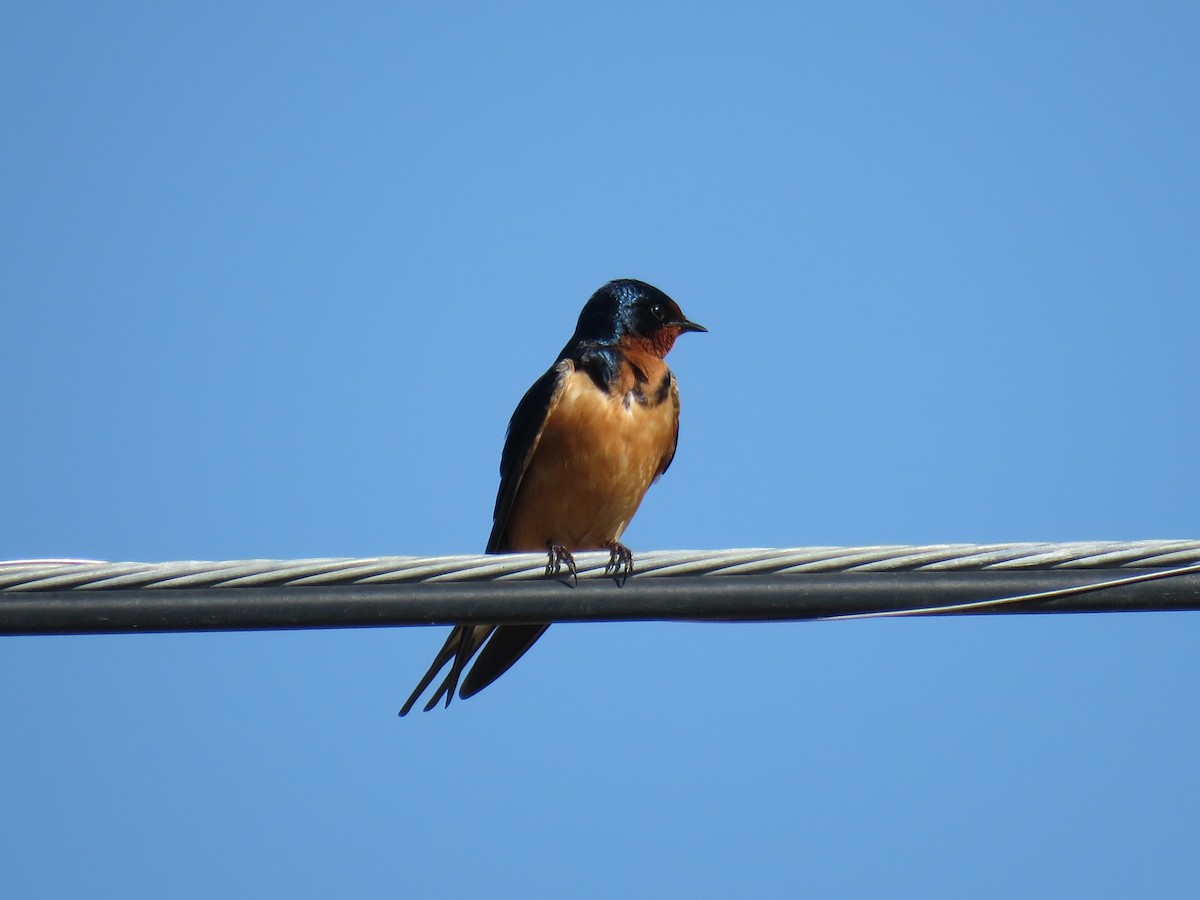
504;366;679;551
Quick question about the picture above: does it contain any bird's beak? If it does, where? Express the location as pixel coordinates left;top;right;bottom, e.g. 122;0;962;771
676;319;708;334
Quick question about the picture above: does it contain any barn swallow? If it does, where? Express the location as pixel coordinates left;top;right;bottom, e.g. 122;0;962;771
398;278;705;715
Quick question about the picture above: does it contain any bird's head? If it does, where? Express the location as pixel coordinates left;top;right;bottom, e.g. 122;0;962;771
573;279;706;358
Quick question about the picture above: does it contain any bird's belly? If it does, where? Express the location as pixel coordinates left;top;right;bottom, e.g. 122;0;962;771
504;370;675;551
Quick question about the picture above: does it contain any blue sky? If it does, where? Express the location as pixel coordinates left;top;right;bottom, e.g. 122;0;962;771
3;2;1199;896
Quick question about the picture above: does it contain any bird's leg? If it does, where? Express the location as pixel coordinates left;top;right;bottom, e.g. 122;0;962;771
604;540;634;586
545;543;577;586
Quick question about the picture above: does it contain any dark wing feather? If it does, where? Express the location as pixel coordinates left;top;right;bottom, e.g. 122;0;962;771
487;359;572;552
400;359;571;715
655;375;682;479
460;623;551;699
456;360;575;702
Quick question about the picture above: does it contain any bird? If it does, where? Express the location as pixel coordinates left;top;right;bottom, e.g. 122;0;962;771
398;278;706;715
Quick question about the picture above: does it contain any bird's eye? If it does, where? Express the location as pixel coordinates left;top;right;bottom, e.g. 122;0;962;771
649;303;666;321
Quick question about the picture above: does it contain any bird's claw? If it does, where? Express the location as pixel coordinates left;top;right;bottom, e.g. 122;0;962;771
604;541;634;586
545;544;577;586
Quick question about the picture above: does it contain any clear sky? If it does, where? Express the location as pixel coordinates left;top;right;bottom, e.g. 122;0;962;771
3;2;1199;897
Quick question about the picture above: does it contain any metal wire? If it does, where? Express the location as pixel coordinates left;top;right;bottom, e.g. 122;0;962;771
6;540;1200;592
2;541;1200;636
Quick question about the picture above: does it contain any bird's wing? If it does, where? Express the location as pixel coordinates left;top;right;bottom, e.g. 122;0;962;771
453;360;575;703
654;375;682;479
399;359;572;715
486;358;574;553
460;623;551;699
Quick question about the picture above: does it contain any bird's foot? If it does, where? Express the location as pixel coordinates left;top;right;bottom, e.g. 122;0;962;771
545;543;577;586
604;541;634;586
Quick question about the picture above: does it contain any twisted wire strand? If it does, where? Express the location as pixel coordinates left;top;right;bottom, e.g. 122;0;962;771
3;540;1200;593
821;559;1200;621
